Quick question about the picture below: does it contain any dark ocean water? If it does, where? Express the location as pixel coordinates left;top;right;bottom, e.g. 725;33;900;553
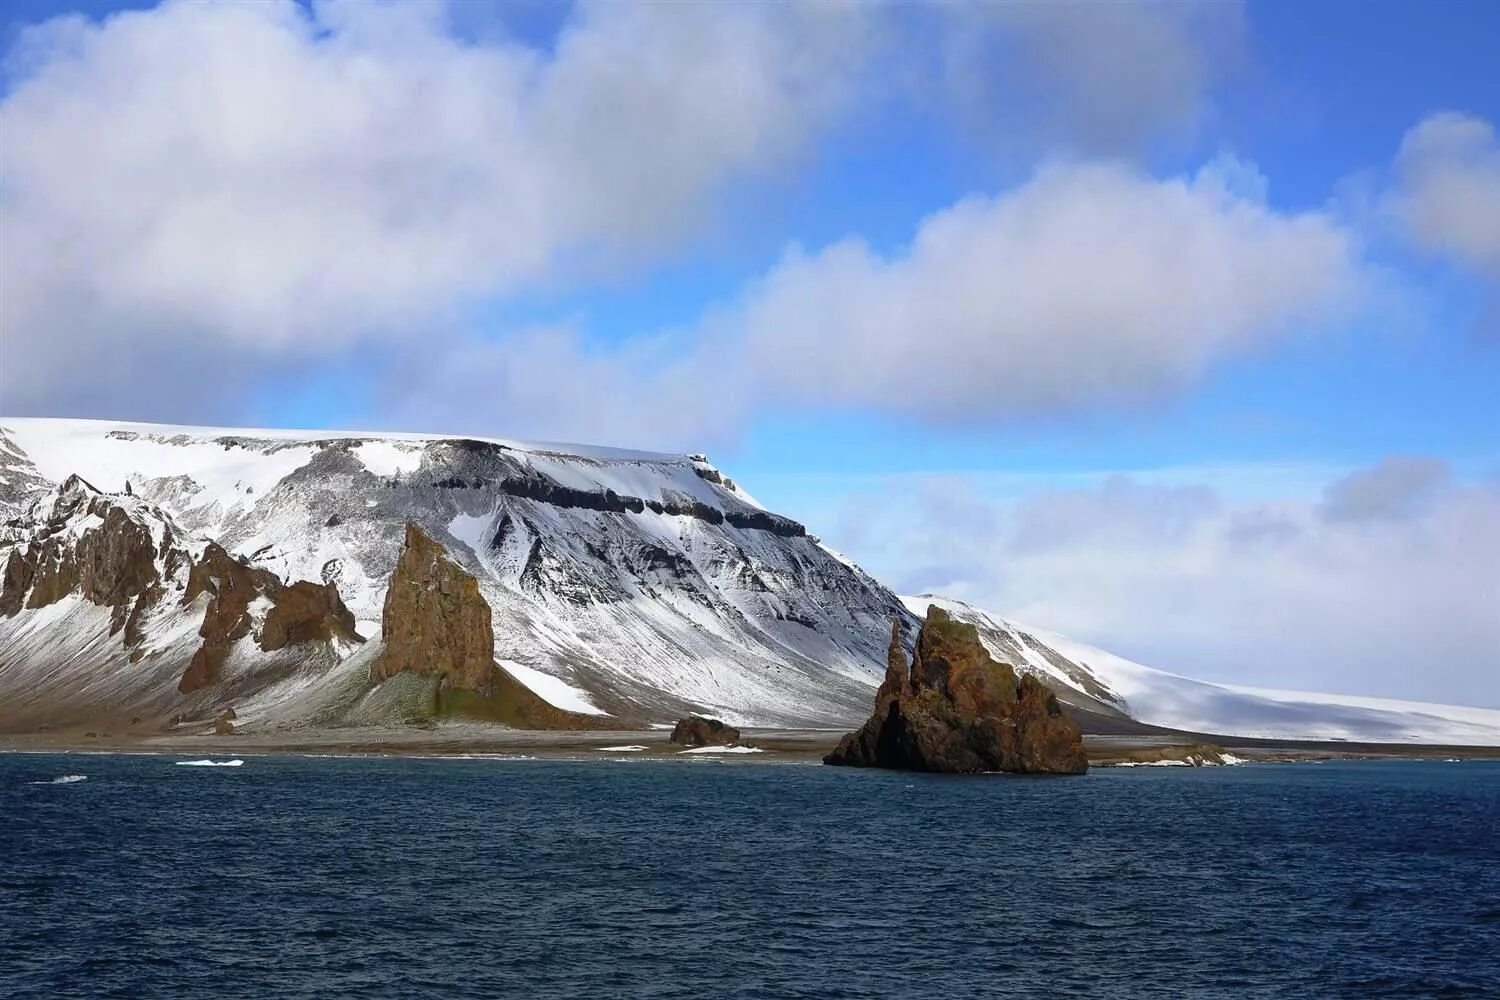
1;754;1497;1000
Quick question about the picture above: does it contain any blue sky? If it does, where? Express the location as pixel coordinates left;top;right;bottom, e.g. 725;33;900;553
1;1;1496;703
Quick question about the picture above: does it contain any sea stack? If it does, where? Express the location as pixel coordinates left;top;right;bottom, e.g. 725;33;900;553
824;607;1088;775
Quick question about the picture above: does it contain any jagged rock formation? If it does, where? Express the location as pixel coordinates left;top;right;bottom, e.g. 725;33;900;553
0;476;179;659
669;716;742;747
180;543;360;693
371;524;495;694
0;474;362;728
825;607;1088;775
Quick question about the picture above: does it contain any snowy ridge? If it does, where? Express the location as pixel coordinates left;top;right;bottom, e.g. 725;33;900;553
905;595;1500;746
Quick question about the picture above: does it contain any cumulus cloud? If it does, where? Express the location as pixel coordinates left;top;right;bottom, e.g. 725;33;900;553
0;0;1360;447
372;154;1364;448
0;0;871;416
935;0;1245;156
1389;112;1500;281
829;460;1500;707
739;157;1361;420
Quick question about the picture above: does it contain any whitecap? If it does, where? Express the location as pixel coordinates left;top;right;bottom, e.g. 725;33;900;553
29;774;87;785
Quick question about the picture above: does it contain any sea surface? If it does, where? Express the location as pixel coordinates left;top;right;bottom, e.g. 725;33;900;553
2;753;1497;999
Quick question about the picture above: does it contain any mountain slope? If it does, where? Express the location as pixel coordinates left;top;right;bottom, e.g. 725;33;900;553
1;418;913;728
905;595;1500;746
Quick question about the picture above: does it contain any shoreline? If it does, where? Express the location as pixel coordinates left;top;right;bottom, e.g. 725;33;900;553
5;725;1500;765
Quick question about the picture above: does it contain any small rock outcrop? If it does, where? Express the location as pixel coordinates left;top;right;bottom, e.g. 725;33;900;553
213;707;237;735
669;716;742;748
824;608;1087;775
371;524;497;695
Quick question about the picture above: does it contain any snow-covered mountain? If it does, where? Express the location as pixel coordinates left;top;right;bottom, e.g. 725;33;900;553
2;417;1496;745
1;418;912;728
906;595;1500;746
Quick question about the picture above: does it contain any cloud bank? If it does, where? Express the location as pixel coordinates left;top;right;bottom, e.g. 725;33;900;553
1;0;1295;441
829;459;1500;707
0;0;871;417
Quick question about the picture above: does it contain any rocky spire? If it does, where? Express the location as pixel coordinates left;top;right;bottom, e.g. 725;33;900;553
824;606;1088;774
370;523;496;694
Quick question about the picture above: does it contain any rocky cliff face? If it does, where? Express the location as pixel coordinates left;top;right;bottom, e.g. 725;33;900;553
370;523;498;695
825;607;1088;774
0;476;180;658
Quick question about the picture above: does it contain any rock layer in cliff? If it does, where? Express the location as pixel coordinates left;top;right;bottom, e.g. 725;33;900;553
825;607;1088;775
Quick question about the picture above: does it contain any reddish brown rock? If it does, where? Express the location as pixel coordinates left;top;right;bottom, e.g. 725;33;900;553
669;715;742;748
370;524;497;695
1;476;171;625
825;607;1087;775
179;542;361;694
260;580;359;651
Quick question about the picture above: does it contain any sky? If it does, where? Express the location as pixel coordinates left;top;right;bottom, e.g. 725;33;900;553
0;0;1496;706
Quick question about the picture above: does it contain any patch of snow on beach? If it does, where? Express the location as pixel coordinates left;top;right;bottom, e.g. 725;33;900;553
498;660;609;716
678;745;764;754
596;745;649;752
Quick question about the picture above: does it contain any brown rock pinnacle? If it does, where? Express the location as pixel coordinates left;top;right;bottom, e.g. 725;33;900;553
370;523;496;695
824;606;1088;775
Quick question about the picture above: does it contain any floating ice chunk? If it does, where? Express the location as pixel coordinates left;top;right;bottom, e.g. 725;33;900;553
174;759;244;767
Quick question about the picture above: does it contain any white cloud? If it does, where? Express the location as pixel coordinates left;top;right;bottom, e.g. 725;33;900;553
1389;112;1500;281
371;154;1364;449
739;157;1361;420
0;0;871;416
825;461;1500;708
